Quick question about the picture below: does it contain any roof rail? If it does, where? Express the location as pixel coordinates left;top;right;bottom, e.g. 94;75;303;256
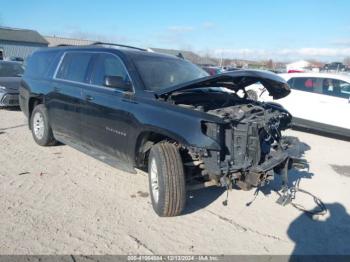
56;44;73;47
91;42;147;51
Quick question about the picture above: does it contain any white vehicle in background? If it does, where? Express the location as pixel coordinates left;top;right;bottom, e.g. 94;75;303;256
251;72;350;137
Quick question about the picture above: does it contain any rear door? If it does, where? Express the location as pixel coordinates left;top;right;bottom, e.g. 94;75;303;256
48;52;94;141
276;77;322;123
80;52;136;168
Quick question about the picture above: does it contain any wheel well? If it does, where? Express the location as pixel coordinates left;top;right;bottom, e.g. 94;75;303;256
134;132;207;187
134;132;175;169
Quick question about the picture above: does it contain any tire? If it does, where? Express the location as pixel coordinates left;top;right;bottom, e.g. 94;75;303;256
247;90;258;101
30;104;56;146
148;142;186;217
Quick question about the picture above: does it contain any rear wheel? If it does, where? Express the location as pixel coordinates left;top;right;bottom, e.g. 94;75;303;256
30;104;56;146
148;142;186;217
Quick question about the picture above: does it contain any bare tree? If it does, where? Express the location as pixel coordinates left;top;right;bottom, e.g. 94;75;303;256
266;59;274;69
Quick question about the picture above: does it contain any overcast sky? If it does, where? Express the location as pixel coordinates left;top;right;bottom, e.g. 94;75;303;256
1;0;350;61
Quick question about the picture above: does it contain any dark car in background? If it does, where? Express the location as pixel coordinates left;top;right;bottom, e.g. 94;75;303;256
323;62;348;72
9;56;25;63
0;61;24;107
20;45;295;216
201;65;224;75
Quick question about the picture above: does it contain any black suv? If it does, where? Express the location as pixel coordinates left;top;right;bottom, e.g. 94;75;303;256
20;44;293;216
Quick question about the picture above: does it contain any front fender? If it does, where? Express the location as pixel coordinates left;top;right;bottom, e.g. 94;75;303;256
132;98;222;150
137;122;221;151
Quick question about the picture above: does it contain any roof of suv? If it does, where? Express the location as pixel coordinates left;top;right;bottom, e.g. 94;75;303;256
38;45;184;61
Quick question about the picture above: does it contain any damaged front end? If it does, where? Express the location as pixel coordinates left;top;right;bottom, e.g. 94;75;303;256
200;102;294;191
159;70;298;193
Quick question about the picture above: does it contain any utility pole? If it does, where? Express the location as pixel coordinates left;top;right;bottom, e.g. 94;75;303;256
220;51;223;68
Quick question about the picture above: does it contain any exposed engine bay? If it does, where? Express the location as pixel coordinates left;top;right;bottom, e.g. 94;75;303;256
167;88;294;191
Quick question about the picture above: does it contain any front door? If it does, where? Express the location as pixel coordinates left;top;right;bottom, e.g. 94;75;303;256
80;53;136;169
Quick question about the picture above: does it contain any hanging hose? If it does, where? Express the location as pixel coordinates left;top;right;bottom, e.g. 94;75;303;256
238;154;327;217
285;178;328;217
274;157;327;217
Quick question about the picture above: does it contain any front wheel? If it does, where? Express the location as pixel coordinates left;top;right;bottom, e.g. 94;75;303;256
30;104;57;146
148;142;186;217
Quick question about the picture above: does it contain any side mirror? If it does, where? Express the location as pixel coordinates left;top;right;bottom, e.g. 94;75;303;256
104;75;131;91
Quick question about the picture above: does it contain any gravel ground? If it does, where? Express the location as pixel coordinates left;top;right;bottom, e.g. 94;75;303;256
0;108;350;255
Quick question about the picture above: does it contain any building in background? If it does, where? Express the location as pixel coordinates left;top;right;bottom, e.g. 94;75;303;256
286;60;311;73
0;27;48;61
45;35;95;47
286;60;325;73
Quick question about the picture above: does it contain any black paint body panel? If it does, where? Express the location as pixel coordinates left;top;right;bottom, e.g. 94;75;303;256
19;47;223;171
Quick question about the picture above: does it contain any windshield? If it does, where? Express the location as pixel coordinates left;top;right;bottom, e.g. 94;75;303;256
0;62;24;77
133;55;208;91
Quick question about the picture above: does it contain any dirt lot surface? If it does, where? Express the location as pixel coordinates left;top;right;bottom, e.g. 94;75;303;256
1;108;350;255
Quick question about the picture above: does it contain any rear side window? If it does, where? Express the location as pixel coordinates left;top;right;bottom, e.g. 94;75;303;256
289;77;350;99
25;50;60;78
56;52;94;83
288;77;318;93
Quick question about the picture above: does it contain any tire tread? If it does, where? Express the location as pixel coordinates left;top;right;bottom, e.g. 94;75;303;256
149;142;186;217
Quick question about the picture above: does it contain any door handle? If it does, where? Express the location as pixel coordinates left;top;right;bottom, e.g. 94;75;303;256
85;95;94;101
54;86;61;92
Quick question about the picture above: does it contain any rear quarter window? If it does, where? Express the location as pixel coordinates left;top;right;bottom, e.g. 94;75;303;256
24;50;61;79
